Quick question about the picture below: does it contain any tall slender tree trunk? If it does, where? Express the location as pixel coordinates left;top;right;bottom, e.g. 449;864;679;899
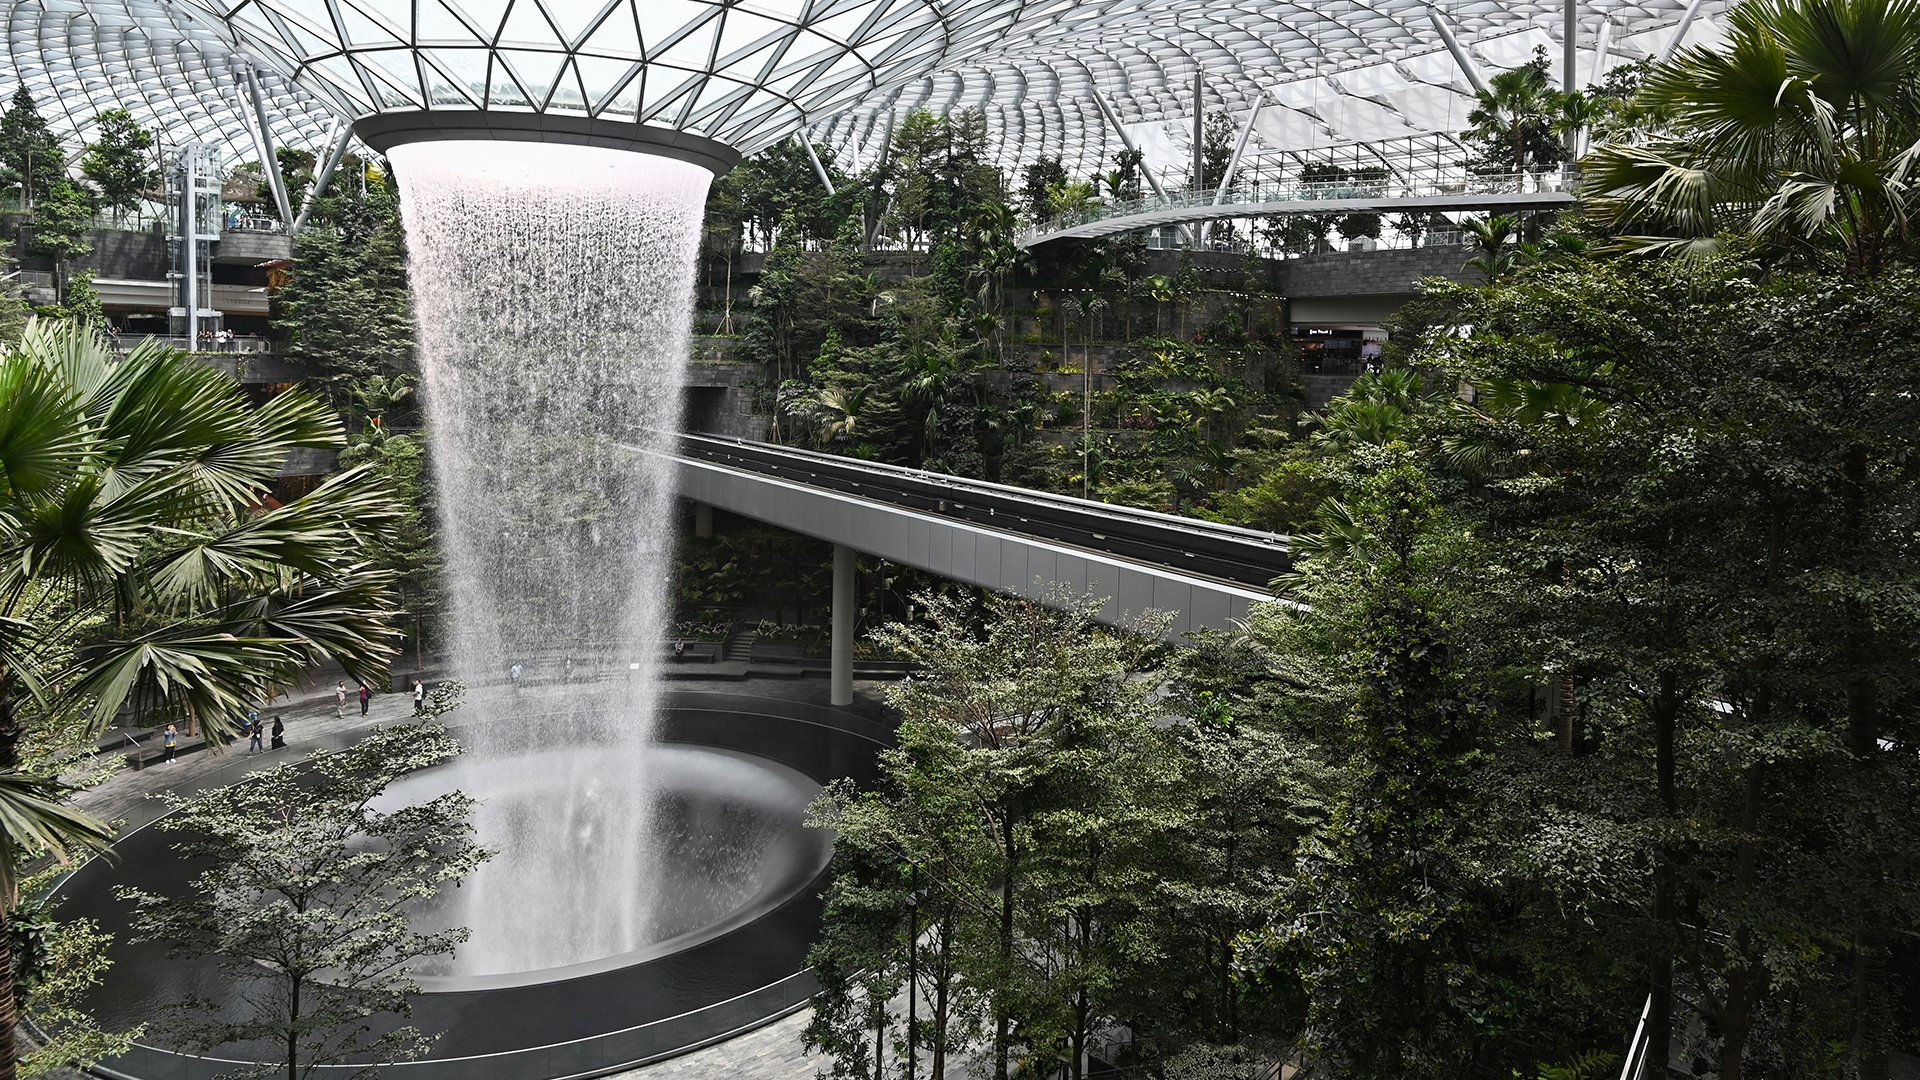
1721;761;1766;1080
0;671;19;1080
287;976;300;1080
1649;672;1680;1076
1071;983;1089;1080
906;875;918;1080
0;909;17;1080
1841;445;1891;1080
1558;673;1577;754
993;812;1017;1080
931;914;951;1080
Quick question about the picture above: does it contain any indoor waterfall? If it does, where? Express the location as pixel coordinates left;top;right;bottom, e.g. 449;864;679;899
387;141;710;976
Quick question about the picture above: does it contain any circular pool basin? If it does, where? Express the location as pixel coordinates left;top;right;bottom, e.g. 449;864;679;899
53;691;885;1080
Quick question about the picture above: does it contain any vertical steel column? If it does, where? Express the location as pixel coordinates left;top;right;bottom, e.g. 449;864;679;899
831;545;855;706
802;131;838;196
1427;7;1491;96
1660;0;1707;61
1192;67;1206;189
1089;88;1192;245
182;150;198;349
694;502;713;539
1563;0;1581;160
291;119;351;234
1564;0;1578;94
1091;90;1170;199
1213;97;1265;203
1200;97;1265;244
245;69;295;224
1578;17;1615;157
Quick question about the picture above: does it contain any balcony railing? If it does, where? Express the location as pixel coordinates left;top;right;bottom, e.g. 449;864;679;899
224;214;285;234
112;333;275;355
1022;167;1579;244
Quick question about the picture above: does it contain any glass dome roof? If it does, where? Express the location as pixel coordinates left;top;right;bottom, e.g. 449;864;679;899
2;0;1729;171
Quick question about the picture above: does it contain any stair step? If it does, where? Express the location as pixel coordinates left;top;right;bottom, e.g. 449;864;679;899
722;631;757;661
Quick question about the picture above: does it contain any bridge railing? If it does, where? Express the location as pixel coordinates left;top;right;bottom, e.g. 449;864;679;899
1021;166;1577;243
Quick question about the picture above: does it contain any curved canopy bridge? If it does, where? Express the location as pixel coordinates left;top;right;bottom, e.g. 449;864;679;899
1017;168;1580;248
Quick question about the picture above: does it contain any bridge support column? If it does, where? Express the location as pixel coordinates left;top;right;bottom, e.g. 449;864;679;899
831;544;855;706
693;501;713;538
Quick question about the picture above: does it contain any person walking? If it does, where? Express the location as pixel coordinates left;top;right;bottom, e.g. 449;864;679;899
248;717;264;755
335;680;347;718
509;662;523;692
412;679;426;716
270;715;286;750
161;722;178;764
358;682;372;716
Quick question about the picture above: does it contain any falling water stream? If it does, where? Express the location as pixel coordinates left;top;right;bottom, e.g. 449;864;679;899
387;142;711;976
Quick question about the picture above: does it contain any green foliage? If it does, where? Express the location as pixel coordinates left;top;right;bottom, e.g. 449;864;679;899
705;137;854;251
1532;1049;1621;1080
10;884;139;1076
0;90;62;207
674;524;831;621
120;718;488;1076
0;323;417;1080
337;419;440;658
1199;111;1237;189
275;175;415;410
1251;458;1541;1077
0;318;406;741
1402;255;1920;1078
28;180;93;298
1465;45;1580;172
808;589;1327;1079
1581;0;1920;275
78;109;157;221
55;271;103;335
1020;156;1067;222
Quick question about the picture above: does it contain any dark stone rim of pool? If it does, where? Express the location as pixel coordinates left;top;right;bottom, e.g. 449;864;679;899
52;691;887;1080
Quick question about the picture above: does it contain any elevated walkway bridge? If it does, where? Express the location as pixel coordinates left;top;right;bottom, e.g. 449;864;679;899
660;435;1291;703
1018;167;1579;248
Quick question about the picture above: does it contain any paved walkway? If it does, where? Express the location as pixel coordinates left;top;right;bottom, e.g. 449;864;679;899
63;670;888;1080
611;1010;817;1078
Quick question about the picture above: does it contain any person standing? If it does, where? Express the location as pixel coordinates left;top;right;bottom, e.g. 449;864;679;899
270;715;286;750
248;717;264;755
358;682;372;716
509;662;522;692
412;679;426;716
334;681;347;719
161;722;177;764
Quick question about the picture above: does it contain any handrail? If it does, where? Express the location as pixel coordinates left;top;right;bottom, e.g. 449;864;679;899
1020;166;1579;245
1619;993;1654;1080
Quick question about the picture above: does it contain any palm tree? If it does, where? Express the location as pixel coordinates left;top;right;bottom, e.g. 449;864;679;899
1581;0;1920;276
1311;369;1424;454
813;385;868;444
899;348;983;462
1465;48;1579;173
1464;215;1522;282
0;320;405;1079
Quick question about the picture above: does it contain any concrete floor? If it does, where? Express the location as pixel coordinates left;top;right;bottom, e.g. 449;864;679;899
61;669;893;1080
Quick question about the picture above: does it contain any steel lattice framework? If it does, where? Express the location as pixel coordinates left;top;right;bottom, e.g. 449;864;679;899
5;0;1728;176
